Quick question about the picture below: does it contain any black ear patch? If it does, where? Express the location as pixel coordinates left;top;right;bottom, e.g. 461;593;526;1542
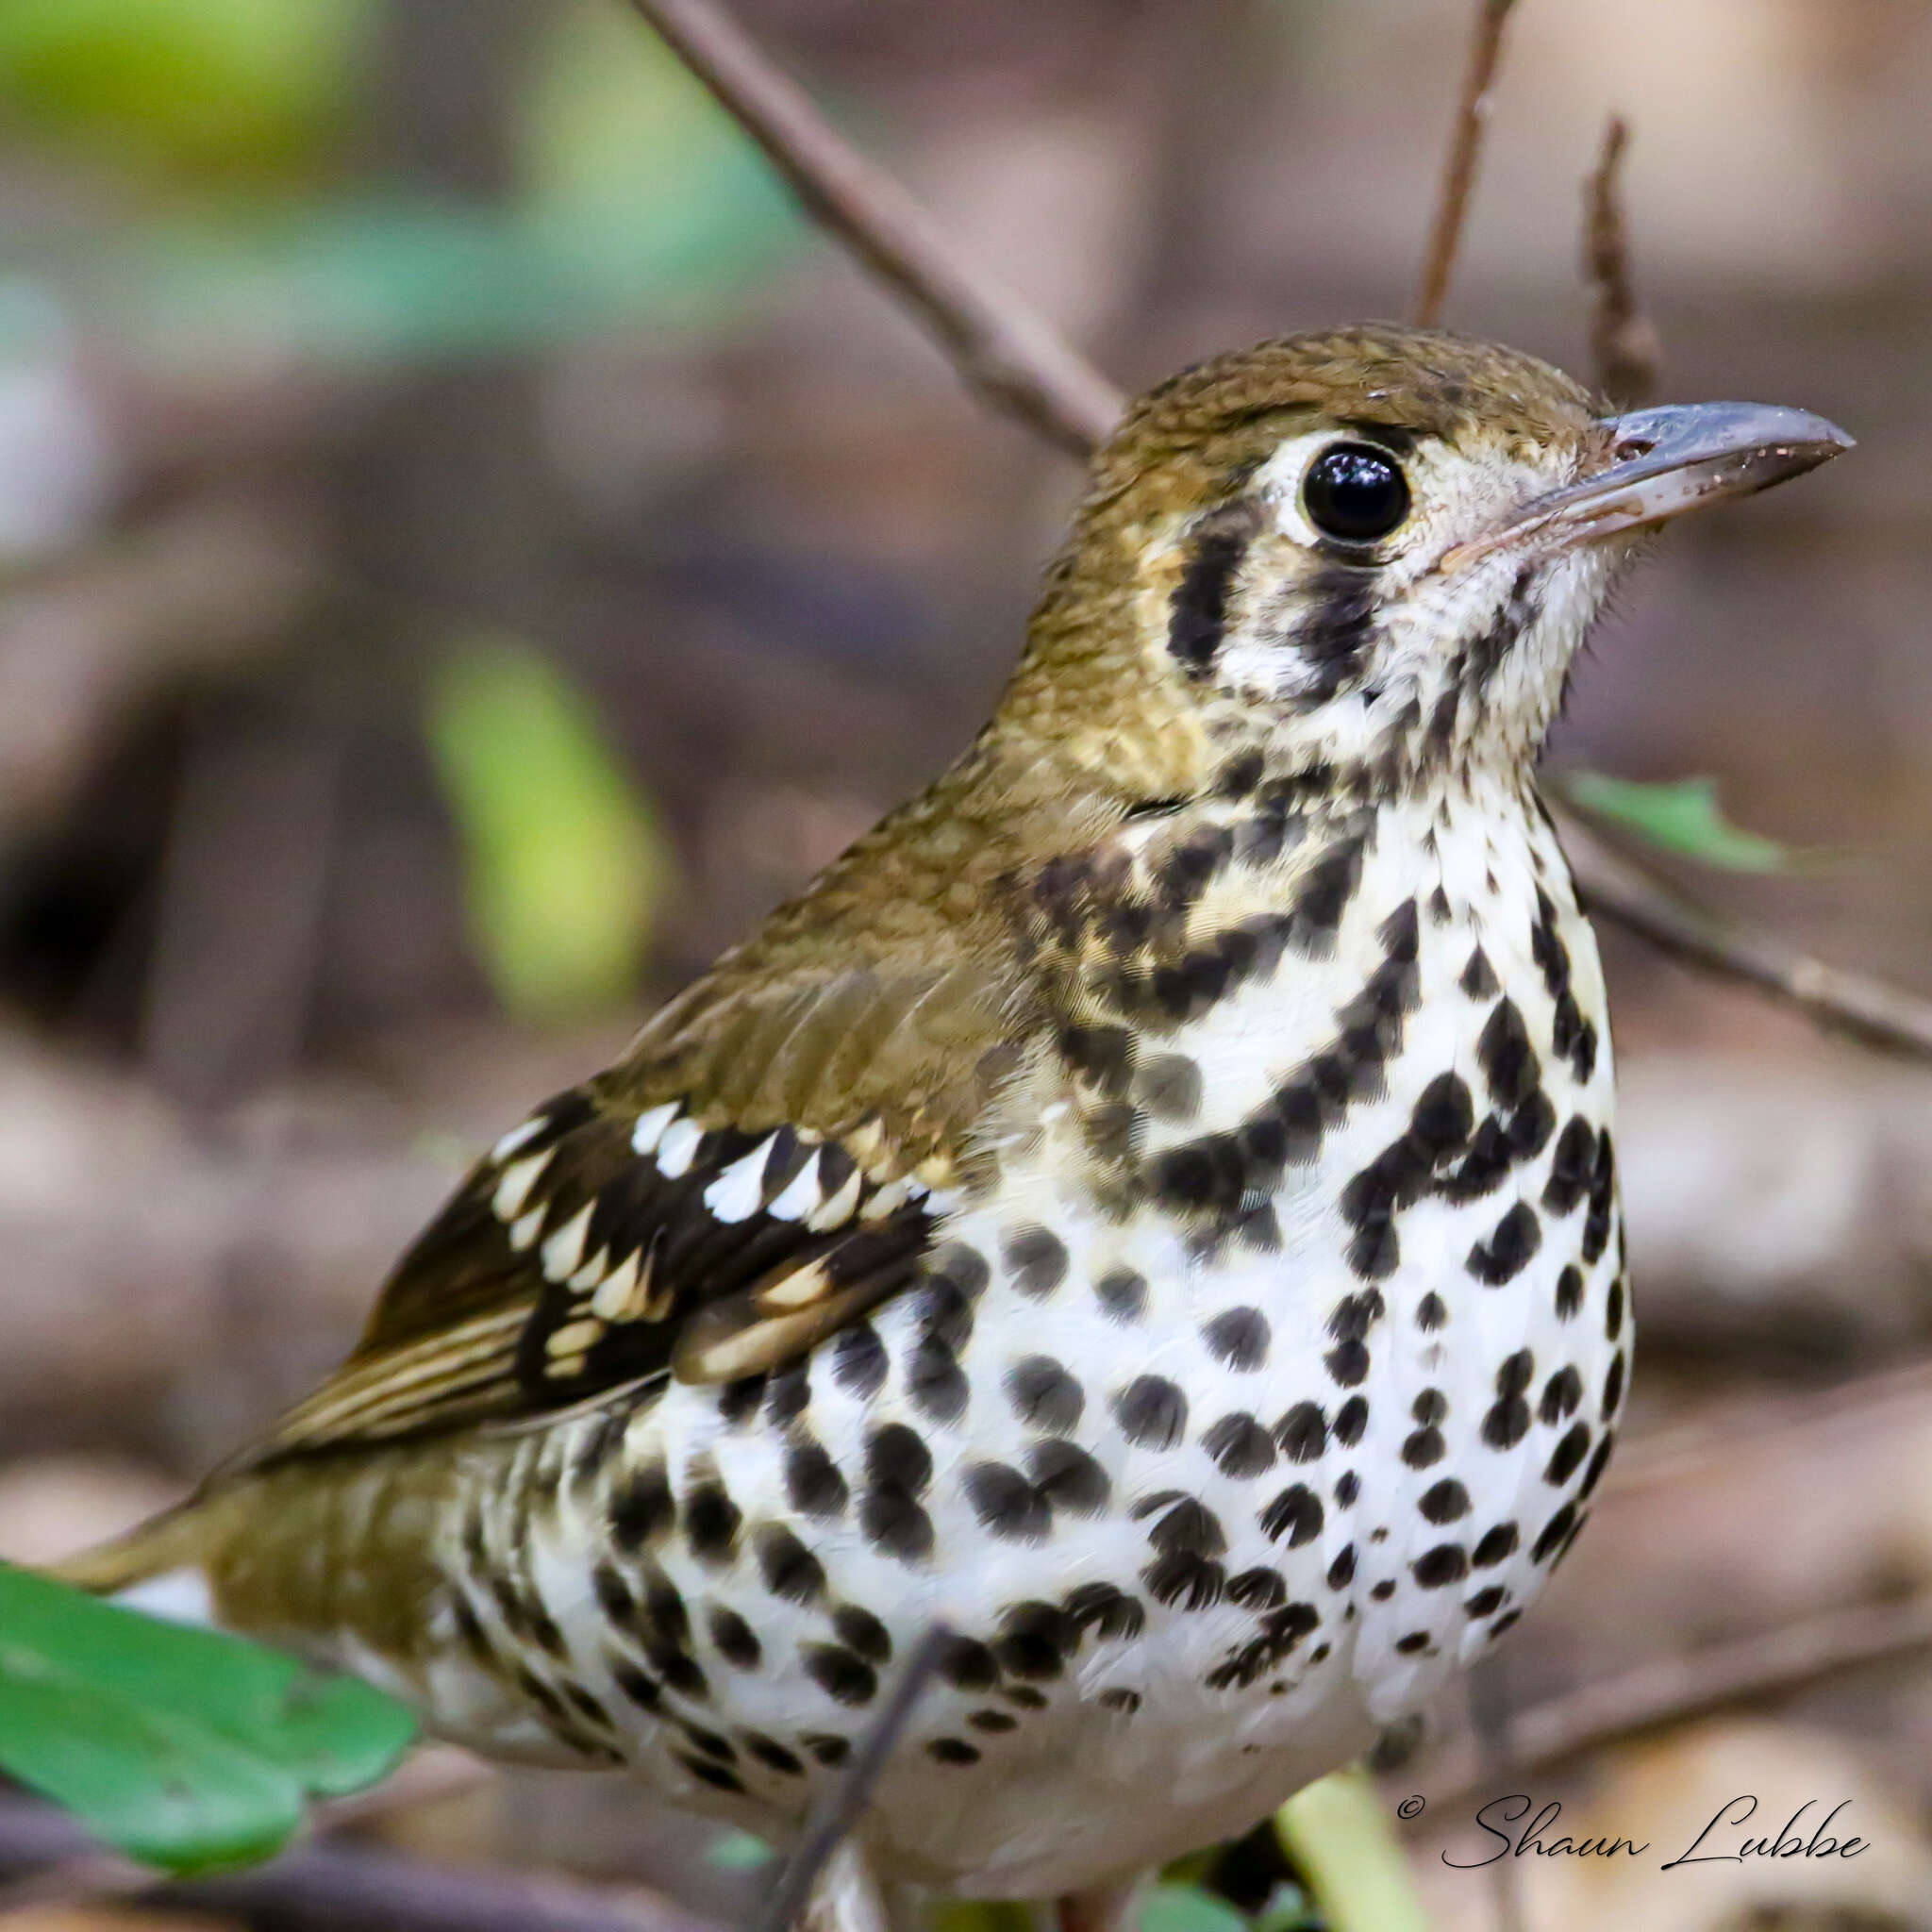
1293;562;1381;702
1168;500;1267;679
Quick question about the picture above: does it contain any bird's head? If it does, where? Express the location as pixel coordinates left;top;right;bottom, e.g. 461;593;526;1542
997;325;1848;805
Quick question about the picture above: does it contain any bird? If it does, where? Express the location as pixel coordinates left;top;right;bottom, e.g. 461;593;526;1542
61;325;1849;1932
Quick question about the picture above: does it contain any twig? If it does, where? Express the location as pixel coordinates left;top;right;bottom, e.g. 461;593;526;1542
1419;1591;1932;1813
615;0;1932;1072
620;0;1122;456
1413;0;1519;327
1584;114;1662;405
0;1798;724;1932
1555;806;1932;1063
751;1622;952;1932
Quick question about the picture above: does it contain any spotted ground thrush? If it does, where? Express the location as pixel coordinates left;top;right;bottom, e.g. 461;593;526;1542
62;325;1850;1930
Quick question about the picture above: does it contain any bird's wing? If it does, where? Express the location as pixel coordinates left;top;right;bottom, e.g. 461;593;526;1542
252;956;1021;1460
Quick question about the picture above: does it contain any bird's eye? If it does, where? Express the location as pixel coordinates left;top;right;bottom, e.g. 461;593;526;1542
1301;442;1411;545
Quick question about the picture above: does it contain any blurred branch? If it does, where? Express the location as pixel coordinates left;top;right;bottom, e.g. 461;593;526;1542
1413;0;1519;327
620;0;1122;455
1584;114;1662;405
1557;808;1932;1064
1424;1591;1932;1811
616;0;1932;1070
0;1796;724;1932
750;1622;951;1932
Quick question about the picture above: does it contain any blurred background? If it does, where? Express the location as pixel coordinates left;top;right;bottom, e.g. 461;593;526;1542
2;2;1931;1928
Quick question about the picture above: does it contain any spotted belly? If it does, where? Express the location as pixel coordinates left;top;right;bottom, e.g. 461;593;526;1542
285;808;1631;1898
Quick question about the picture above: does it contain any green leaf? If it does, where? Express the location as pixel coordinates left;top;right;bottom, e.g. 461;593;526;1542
1556;771;1794;872
0;1564;416;1874
706;1827;777;1870
425;637;673;1023
1141;1883;1250;1932
0;0;374;181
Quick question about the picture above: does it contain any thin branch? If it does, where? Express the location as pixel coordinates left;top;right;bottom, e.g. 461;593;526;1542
621;0;1123;456
619;0;1932;1070
751;1622;952;1932
1555;806;1932;1063
1584;114;1662;405
0;1800;724;1932
1413;0;1519;327
1420;1591;1932;1812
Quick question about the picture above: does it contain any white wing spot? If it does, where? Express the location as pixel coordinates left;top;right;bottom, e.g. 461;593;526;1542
805;1162;864;1233
569;1246;609;1293
491;1115;548;1163
631;1101;680;1158
656;1117;703;1179
766;1150;824;1223
509;1203;549;1252
541;1202;596;1282
491;1148;554;1224
705;1134;777;1224
591;1248;645;1321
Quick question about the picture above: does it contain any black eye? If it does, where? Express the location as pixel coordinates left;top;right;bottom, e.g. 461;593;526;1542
1301;442;1411;545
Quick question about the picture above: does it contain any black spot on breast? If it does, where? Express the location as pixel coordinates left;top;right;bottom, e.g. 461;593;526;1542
1472;1523;1519;1567
1420;1478;1471;1524
1063;1580;1143;1641
1007;1356;1084;1433
864;1422;932;1496
1004;1226;1069;1297
1169;499;1265;677
1205;1411;1277;1478
860;1485;935;1563
1096;1267;1149;1323
1468;1201;1542;1286
832;1606;892;1663
744;1732;804;1775
764;1363;810;1426
1334;1394;1369;1445
1325;1543;1357;1589
1113;1374;1189;1449
1554;1265;1584;1320
609;1463;674;1551
1531;1502;1578;1564
1203;1306;1271;1369
1260;1483;1324;1547
708;1606;761;1670
1579;1436;1615;1500
1291;834;1368;942
1274;1400;1327;1461
1582;1132;1617;1264
1335;1471;1360;1506
937;1635;1000;1691
1542;1116;1597;1214
1459;946;1499;999
1543;1422;1591;1486
927;1737;981;1765
1605;1276;1626;1341
1601;1350;1626;1420
997;1602;1075;1678
755;1524;825;1605
832;1323;888;1398
908;1337;969;1424
1393;1631;1432;1656
1477;998;1541;1110
1226;1567;1288;1609
969;1707;1018;1733
683;1480;741;1565
1324;1339;1371;1386
784;1441;848;1519
803;1732;849;1766
682;1757;744;1793
1403;1426;1445;1469
1100;1687;1141;1714
804;1644;878;1707
1413;1544;1469;1588
1539;1366;1583;1424
1027;1440;1110;1515
1417;1291;1447;1331
966;1462;1050;1543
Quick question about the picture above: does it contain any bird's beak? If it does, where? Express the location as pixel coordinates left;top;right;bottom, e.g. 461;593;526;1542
1442;400;1854;571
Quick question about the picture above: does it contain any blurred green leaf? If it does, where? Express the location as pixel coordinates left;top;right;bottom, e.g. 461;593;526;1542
1557;771;1793;872
706;1827;777;1870
1141;1883;1250;1932
28;0;797;370
425;637;672;1024
1274;1769;1428;1932
0;1563;415;1874
0;0;374;181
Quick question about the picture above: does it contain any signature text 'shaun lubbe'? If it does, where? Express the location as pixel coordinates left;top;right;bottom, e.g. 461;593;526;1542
1432;1793;1870;1870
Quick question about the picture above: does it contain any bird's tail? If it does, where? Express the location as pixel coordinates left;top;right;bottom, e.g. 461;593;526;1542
45;1491;244;1626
